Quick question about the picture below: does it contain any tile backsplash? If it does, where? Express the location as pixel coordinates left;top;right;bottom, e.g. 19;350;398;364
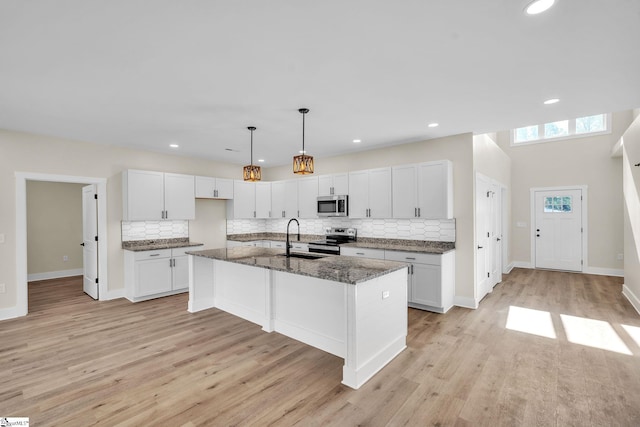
227;218;455;242
121;220;189;241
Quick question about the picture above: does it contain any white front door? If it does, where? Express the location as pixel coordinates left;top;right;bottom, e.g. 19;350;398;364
82;185;99;299
534;189;583;271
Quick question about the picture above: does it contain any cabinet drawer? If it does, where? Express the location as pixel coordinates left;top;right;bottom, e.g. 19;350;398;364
291;243;308;252
341;247;385;260
134;249;171;261
384;250;441;266
270;241;286;249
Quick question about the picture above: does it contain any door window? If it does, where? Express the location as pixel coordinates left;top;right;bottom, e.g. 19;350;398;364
543;196;572;213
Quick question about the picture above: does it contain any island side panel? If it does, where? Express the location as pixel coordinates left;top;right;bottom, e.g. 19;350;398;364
213;260;271;329
342;267;408;389
272;271;346;358
188;254;215;313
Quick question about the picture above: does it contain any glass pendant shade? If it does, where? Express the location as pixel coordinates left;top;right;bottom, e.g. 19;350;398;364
293;108;314;174
243;126;261;182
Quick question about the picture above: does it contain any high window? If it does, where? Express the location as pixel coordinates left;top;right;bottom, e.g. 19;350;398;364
512;113;610;145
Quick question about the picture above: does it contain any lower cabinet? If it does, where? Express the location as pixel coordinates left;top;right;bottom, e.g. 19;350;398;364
340;246;385;259
384;250;455;313
124;247;190;302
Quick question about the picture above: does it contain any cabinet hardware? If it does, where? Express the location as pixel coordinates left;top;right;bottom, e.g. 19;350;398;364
356;252;365;255
150;254;160;257
214;189;218;198
406;257;416;260
253;211;256;218
411;265;414;275
165;210;168;219
418;208;421;217
414;208;417;217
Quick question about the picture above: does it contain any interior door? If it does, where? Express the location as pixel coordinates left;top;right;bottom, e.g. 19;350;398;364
82;184;99;299
475;175;491;300
534;189;583;271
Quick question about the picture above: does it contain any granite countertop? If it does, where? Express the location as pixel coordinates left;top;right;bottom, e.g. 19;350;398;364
227;233;455;254
186;247;408;285
227;233;323;243
122;238;204;252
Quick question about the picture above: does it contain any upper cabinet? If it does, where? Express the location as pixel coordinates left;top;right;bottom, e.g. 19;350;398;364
392;160;453;219
348;167;392;219
298;176;319;218
123;170;195;220
227;180;256;219
195;176;234;199
255;182;272;219
271;180;299;219
318;173;349;196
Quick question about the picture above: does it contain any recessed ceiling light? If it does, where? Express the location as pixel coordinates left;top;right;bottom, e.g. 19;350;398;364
258;159;265;163
428;123;439;128
525;0;555;15
543;98;560;105
169;144;179;148
353;139;361;143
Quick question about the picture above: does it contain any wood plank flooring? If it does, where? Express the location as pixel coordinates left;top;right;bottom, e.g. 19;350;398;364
2;269;640;426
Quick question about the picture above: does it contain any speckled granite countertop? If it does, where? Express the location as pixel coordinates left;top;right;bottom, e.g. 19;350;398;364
227;233;455;254
227;233;323;243
122;238;204;252
186;247;408;284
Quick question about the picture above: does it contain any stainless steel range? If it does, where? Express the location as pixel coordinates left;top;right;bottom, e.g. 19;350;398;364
308;227;357;255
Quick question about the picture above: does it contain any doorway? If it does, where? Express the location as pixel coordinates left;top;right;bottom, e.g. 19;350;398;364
15;172;108;317
531;186;586;272
476;173;505;302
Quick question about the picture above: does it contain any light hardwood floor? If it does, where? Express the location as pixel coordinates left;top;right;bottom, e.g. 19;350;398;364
2;269;640;426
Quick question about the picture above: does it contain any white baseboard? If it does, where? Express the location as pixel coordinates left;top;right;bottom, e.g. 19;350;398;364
622;284;640;316
512;261;533;269
454;296;478;310
104;288;125;301
504;262;515;274
28;268;83;282
585;267;624;277
0;305;27;322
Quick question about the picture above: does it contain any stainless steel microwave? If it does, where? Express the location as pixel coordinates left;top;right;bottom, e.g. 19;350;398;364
317;195;348;217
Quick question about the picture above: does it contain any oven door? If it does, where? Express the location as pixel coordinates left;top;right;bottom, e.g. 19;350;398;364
308;243;340;255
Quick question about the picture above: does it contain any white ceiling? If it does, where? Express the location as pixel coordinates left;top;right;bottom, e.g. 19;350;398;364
1;0;639;167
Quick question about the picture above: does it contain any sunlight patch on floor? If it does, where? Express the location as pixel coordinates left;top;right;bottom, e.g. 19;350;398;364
506;306;557;339
621;324;640;349
560;314;632;355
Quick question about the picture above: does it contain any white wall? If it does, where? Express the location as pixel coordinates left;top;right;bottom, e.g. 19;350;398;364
266;133;476;306
0;129;239;311
496;111;634;274
622;114;640;313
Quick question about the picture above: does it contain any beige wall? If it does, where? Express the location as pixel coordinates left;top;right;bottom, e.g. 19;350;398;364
623;115;640;307
0;129;240;310
27;181;85;275
191;199;228;250
496;111;634;272
266;133;477;304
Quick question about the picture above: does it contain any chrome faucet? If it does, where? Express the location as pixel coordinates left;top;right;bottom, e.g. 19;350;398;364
286;218;300;258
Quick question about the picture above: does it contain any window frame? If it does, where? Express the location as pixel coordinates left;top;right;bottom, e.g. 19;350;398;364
510;113;611;147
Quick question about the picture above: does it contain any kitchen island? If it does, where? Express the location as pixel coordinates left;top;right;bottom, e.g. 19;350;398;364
187;247;408;389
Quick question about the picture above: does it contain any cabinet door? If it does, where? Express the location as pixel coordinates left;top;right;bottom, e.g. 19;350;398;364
172;255;189;291
348;170;369;219
135;257;172;296
271;181;286;218
298;176;319;218
283;180;299;218
392;164;418;219
418;161;452;219
368;167;392;218
123;170;164;220
215;178;234;199
255;182;272;218
411;263;441;308
164;173;195;220
232;180;256;219
318;175;333;196
195;176;216;198
332;173;349;195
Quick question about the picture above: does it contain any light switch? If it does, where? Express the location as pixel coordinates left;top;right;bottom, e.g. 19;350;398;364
382;290;390;299
516;222;527;228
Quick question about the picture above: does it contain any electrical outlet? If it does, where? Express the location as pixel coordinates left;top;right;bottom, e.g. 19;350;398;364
617;253;624;261
63;255;69;262
0;283;5;294
382;290;390;299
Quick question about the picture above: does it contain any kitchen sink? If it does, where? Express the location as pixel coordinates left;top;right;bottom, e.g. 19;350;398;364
278;253;326;260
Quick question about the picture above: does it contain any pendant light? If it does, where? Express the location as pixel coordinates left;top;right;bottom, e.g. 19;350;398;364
293;108;314;174
243;126;262;181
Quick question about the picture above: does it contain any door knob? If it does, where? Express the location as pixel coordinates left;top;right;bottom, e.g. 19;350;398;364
80;243;85;246
478;245;483;249
496;238;501;241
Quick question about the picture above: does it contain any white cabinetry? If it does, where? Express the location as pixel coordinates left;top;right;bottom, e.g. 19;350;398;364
384;250;455;313
255;182;272;219
318;173;349;196
272;180;299;218
298;176;319;218
227;180;256;219
348;168;392;218
195;176;234;199
124;247;191;302
340;246;385;260
392;161;453;219
123;170;195;220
